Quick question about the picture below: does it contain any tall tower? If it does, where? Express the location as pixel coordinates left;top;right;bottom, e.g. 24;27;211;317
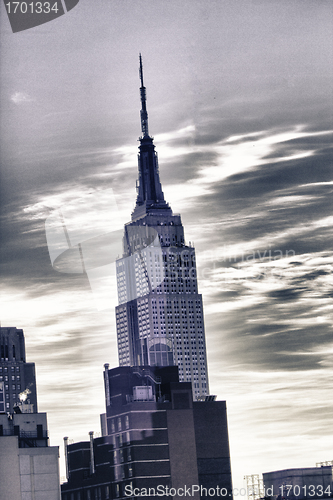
0;327;38;414
115;55;209;399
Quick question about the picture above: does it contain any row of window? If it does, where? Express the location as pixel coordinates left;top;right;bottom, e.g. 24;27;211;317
3;392;20;401
0;365;20;372
110;415;130;434
113;447;132;464
0;375;20;382
0;344;17;359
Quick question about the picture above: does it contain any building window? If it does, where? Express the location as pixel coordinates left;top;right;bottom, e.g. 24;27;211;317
87;490;91;500
110;419;115;433
125;415;129;429
115;465;119;481
117;417;122;431
105;486;110;499
128;465;133;477
117;434;123;447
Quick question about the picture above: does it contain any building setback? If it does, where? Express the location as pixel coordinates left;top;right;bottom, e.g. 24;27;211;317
115;55;209;399
62;365;233;500
0;326;38;414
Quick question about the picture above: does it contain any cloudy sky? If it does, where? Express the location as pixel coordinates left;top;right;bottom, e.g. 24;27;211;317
1;0;332;489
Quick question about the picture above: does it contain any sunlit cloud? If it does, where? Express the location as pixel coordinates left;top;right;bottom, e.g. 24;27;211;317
157;125;333;215
10;91;33;104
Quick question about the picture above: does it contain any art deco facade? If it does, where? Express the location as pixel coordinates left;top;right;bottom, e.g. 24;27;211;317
115;56;209;399
0;326;38;414
0;327;61;500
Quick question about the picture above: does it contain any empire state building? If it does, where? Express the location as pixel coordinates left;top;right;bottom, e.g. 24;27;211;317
115;56;209;399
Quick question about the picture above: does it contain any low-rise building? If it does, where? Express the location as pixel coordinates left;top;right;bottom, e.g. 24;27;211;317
0;403;61;500
0;326;38;414
263;466;333;500
61;365;233;500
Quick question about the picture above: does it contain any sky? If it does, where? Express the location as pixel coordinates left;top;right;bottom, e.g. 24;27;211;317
0;0;332;491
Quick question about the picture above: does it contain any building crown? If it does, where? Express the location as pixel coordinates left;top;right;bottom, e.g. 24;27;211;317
133;55;171;219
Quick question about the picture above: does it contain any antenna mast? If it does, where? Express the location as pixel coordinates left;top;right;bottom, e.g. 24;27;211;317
139;54;149;138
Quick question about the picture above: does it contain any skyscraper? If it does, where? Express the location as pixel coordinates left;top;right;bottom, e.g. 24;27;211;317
0;327;38;414
61;57;234;500
0;326;61;500
115;56;209;399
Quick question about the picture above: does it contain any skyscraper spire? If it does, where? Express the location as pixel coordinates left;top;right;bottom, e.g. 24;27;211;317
132;54;171;219
116;57;210;400
139;53;149;138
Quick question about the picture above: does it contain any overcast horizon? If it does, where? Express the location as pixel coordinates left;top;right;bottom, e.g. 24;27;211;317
0;0;332;490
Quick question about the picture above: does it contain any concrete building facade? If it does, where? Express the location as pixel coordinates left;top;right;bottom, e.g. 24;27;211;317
0;405;61;500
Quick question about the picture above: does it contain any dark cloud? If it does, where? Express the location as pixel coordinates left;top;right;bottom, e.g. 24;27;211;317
162;151;219;185
298;269;330;281
264;133;333;158
208;308;332;372
222;154;332;201
268;288;306;301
